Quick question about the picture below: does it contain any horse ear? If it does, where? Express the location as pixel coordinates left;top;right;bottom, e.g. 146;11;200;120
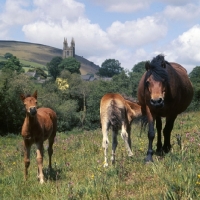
145;61;150;71
20;94;25;102
32;90;37;99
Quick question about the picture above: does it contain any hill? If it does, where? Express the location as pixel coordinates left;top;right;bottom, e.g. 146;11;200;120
0;40;100;75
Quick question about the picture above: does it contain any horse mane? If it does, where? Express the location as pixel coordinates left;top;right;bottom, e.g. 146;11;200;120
25;94;31;98
145;54;169;83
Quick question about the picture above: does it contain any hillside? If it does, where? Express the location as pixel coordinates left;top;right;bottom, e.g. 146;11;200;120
0;40;100;75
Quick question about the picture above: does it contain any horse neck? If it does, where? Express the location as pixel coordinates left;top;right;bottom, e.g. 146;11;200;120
25;112;38;126
126;101;142;117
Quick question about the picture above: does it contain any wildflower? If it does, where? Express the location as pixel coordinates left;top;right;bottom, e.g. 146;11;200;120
178;165;181;168
91;174;94;179
190;137;194;142
186;132;190;137
197;174;200;179
13;162;16;165
66;162;70;167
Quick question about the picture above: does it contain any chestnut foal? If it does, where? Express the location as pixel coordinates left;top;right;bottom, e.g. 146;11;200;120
20;90;57;183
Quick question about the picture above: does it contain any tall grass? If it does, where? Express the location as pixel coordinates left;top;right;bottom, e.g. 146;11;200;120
0;111;200;199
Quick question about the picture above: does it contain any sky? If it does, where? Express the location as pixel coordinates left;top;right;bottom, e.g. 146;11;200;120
0;0;200;73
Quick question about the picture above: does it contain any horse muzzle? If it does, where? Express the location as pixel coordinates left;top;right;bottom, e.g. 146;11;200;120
150;98;164;108
29;107;37;116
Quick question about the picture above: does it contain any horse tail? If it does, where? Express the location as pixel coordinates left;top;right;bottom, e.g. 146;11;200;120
108;100;122;128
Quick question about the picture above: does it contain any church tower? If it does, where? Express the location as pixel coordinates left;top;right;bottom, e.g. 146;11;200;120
63;37;75;58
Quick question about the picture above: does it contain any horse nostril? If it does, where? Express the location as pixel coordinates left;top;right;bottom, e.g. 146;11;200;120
157;98;163;104
150;99;156;105
30;107;37;115
150;98;164;107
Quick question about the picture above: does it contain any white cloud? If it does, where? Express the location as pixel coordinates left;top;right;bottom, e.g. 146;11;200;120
107;16;167;47
159;0;196;6
0;0;37;25
90;0;151;12
163;3;200;21
159;25;200;73
33;0;85;22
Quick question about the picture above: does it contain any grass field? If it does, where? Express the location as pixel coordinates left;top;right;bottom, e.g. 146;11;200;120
0;111;200;200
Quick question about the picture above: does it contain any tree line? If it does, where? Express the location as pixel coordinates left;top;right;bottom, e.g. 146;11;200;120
0;53;199;135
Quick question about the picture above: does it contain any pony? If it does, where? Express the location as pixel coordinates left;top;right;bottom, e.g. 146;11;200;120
137;54;193;162
100;93;142;167
20;90;57;183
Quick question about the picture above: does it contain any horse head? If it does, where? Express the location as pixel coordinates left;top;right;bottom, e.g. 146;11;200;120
20;90;38;116
144;55;169;108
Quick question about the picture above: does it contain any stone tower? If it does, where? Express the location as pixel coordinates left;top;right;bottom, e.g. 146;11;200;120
63;37;75;58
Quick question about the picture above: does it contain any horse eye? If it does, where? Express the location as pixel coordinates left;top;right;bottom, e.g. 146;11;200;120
145;81;150;87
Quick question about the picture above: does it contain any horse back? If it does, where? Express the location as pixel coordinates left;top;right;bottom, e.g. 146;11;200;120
167;63;193;112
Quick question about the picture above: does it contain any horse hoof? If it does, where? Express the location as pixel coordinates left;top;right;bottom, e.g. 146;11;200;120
145;155;153;163
163;146;171;153
103;163;108;167
39;179;45;184
128;152;133;157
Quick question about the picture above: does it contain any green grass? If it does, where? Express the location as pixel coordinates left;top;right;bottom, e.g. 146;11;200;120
0;111;200;199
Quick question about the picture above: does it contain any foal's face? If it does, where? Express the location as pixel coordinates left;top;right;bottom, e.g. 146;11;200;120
23;97;38;116
145;75;166;108
20;91;38;116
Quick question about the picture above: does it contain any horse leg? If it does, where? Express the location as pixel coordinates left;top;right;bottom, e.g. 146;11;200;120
23;140;31;181
36;142;45;184
163;116;177;153
156;116;162;154
48;134;56;169
102;121;110;167
145;109;155;162
111;127;118;165
121;122;133;157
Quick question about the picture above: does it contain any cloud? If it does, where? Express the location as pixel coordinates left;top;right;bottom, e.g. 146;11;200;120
160;25;200;73
89;0;150;12
163;3;200;21
107;16;167;47
0;0;37;25
33;0;85;22
159;0;195;6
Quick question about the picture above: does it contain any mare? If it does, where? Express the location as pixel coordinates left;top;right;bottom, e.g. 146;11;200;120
20;90;57;183
100;93;142;167
137;54;193;162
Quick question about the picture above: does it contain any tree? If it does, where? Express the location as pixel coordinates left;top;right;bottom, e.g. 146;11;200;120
97;59;123;77
129;61;146;97
2;56;24;73
47;56;63;80
0;71;35;134
189;66;200;109
4;52;13;59
58;57;81;74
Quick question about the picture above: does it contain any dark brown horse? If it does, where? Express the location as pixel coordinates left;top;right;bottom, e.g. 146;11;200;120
138;54;193;162
20;90;57;183
100;93;142;167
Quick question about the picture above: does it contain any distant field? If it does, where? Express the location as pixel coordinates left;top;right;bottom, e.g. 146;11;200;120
20;59;47;70
0;40;99;75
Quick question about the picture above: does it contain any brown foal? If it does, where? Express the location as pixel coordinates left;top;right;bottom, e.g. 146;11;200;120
20;90;57;183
